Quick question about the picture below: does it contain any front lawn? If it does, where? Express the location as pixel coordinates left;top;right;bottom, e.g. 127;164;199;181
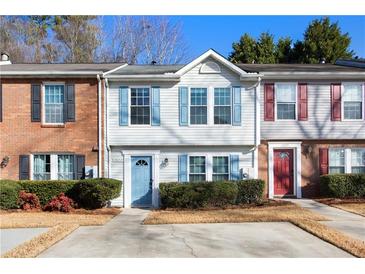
144;201;365;258
316;198;365;217
0;208;121;258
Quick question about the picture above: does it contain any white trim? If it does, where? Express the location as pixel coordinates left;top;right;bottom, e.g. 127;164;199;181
175;49;258;77
128;86;152;126
121;150;160;208
341;82;364;122
268;142;302;199
255;79;261;145
102;63;128;76
41;82;66;126
274;82;298;121
253;146;258;179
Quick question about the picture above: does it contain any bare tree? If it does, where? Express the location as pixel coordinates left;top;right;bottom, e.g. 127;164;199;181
99;16;188;64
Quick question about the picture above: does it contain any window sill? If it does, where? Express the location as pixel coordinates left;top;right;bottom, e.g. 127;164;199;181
41;124;66;128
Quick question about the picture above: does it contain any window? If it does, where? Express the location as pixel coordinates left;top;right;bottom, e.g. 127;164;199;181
213;156;229;181
58;155;75;180
214;88;231;124
33;154;74;180
190;88;207;125
343;84;363;120
329;149;345;174
33;155;51;180
130;87;150;125
189;156;206;181
276;83;296;120
44;84;64;124
351;149;365;174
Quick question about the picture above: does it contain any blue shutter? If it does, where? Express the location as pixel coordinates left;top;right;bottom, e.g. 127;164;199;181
230;154;240;181
179;87;188;126
232;86;241;126
151;86;160;126
178;155;188;182
119;86;129;126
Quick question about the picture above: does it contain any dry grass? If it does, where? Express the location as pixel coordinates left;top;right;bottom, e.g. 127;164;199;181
144;203;365;258
0;208;122;229
1;224;79;258
0;208;122;258
144;203;327;225
316;198;365;217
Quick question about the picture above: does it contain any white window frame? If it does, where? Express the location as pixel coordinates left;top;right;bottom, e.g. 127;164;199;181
275;82;298;121
213;87;233;125
42;82;66;125
328;148;347;174
341;83;364;122
30;153;75;180
129;86;152;127
188;87;209;126
212;155;230;181
351;148;365;174
188;155;208;182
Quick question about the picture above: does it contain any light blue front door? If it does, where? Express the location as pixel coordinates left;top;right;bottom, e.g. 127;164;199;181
131;156;152;207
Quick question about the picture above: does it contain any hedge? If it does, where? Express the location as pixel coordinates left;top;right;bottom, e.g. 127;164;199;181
0;178;122;209
320;174;365;198
159;180;265;209
0;180;22;209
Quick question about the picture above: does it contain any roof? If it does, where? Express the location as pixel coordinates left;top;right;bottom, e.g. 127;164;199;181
109;64;184;75
335;59;365;69
0;63;125;75
236;63;365;73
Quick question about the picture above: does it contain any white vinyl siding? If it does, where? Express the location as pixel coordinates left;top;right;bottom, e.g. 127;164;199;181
107;58;256;146
261;81;365;140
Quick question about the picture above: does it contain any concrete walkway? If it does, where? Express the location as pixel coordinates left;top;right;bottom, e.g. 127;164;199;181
288;199;365;241
39;208;351;258
0;227;48;255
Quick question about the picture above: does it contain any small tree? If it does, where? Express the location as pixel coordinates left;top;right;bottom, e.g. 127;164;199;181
256;32;276;63
229;33;257;63
275;37;293;63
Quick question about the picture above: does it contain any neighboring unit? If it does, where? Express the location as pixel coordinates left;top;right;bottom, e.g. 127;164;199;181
0;53;123;180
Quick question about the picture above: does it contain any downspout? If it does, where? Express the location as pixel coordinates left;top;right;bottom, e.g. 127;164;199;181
97;74;102;178
104;77;111;178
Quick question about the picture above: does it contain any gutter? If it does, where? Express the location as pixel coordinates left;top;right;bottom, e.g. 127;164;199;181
97;74;102;178
0;71;105;76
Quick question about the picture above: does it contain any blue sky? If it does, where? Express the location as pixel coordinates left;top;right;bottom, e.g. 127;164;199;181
104;16;365;60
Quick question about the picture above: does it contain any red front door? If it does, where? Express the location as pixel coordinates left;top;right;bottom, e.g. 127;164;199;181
274;149;294;196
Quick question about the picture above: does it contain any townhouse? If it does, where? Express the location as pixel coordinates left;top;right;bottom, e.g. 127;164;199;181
0;53;123;180
1;49;364;208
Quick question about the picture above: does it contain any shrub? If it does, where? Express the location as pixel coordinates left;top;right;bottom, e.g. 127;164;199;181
320;174;365;198
236;179;265;204
72;178;122;209
44;193;75;212
160;181;238;209
0;180;22;209
19;180;77;206
18;191;41;210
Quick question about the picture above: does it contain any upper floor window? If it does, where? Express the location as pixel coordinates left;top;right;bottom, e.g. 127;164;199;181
130;87;150;125
329;148;345;174
276;83;296;120
189;156;206;181
190;88;207;125
213;156;229;181
351;149;365;174
44;84;64;124
214;88;231;124
343;84;363;120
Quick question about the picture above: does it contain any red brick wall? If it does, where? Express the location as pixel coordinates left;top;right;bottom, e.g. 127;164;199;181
0;78;99;180
258;140;365;198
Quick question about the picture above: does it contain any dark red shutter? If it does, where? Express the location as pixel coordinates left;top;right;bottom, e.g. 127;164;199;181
298;83;308;121
319;148;329;175
264;83;275;121
331;84;341;121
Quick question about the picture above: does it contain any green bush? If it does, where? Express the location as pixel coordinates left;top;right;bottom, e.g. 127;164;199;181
236;179;265;204
19;180;77;206
320;174;365;198
0;180;22;209
160;180;265;209
72;178;122;209
1;178;122;209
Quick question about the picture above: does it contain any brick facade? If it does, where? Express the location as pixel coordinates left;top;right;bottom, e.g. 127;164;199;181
0;78;99;180
258;140;365;198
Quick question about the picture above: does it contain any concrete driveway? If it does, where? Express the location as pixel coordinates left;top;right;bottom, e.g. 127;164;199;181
39;208;352;258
